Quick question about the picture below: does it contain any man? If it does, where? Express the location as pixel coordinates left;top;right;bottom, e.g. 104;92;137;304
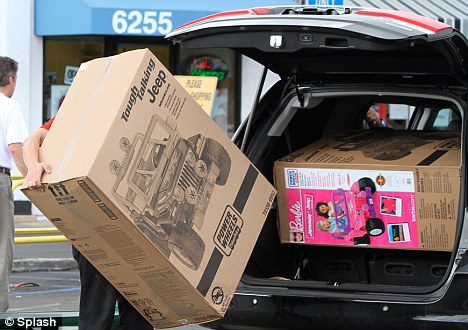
0;56;28;311
23;117;153;329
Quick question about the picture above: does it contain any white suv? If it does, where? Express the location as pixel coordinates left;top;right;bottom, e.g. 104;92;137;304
167;6;468;330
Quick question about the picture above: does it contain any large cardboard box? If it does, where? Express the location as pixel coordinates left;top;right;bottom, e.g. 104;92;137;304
23;49;276;328
274;130;460;251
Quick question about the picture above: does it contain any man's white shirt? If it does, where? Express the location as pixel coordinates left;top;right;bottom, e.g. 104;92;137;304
0;92;28;169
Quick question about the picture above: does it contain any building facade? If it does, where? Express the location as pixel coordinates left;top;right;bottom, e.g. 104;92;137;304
1;0;466;214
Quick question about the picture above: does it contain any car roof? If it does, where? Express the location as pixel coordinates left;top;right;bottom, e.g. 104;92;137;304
166;6;468;86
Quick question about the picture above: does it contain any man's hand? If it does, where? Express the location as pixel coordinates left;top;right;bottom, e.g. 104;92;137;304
366;107;387;127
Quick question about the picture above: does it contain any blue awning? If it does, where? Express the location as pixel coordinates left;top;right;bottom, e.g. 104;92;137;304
35;0;297;37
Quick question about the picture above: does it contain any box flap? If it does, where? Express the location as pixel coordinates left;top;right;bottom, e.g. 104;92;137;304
40;49;151;184
276;130;461;168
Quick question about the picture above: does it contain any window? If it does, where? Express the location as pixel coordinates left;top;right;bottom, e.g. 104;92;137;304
177;48;239;137
44;36;105;121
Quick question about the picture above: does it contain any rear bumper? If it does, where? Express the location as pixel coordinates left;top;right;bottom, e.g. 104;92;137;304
204;273;468;330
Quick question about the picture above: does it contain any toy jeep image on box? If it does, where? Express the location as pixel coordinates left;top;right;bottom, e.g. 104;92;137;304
110;114;231;270
333;130;460;161
331;177;385;245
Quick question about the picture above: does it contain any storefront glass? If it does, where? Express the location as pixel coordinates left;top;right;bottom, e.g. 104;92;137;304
177;48;238;137
43;36;239;136
116;43;170;65
44;36;105;121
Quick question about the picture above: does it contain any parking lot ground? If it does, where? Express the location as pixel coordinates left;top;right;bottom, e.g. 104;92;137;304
4;269;207;329
10;270;80;313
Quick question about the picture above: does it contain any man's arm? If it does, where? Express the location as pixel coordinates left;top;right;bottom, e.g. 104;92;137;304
23;128;51;190
8;143;27;177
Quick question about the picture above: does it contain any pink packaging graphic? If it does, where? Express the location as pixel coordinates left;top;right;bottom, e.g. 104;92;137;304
285;168;418;248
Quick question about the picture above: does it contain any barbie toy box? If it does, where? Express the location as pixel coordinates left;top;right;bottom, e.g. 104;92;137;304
274;130;460;251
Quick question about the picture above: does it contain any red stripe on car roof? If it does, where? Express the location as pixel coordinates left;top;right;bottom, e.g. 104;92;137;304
176;10;249;30
176;8;270;30
356;8;452;33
